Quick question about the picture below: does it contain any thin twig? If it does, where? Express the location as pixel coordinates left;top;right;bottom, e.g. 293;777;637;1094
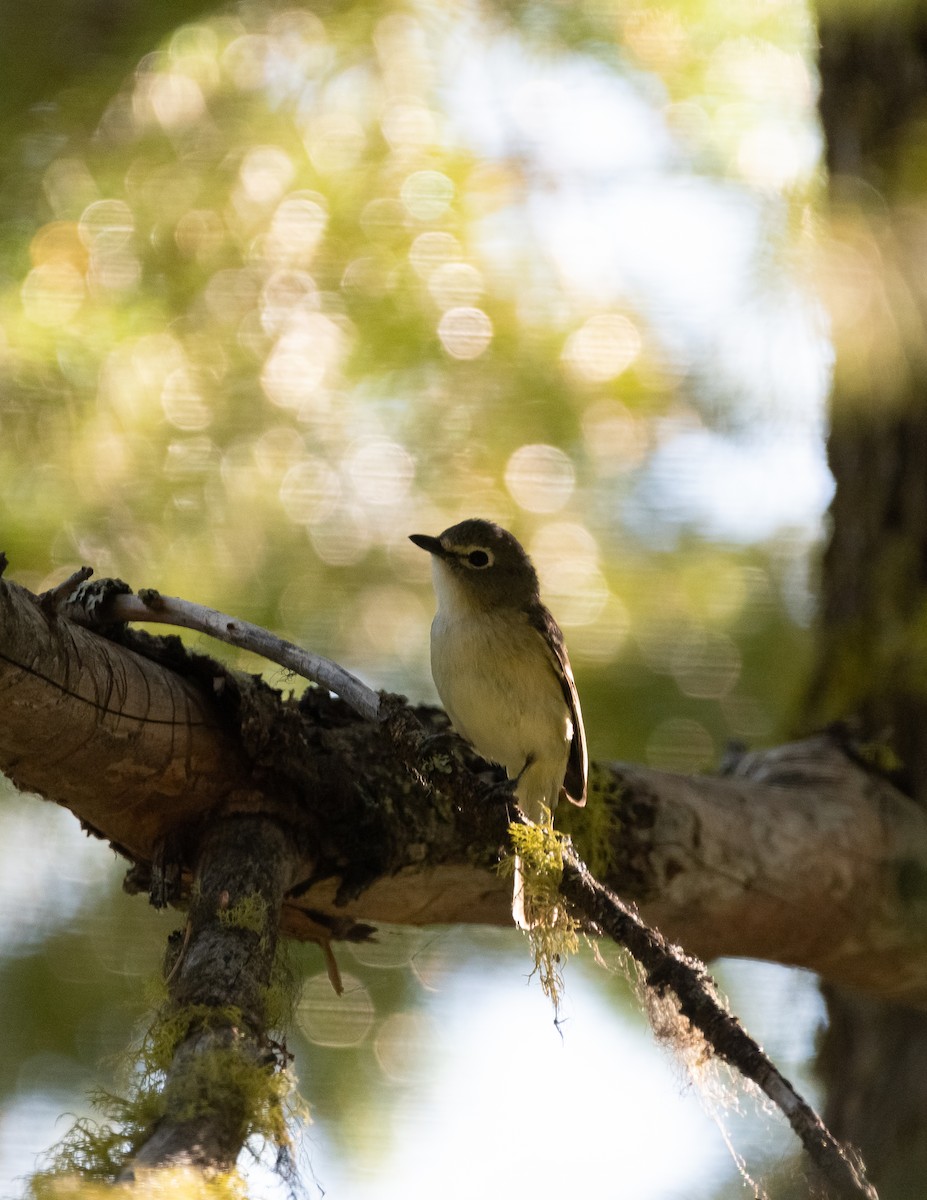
68;585;382;722
38;565;94;613
164;919;192;985
559;848;878;1200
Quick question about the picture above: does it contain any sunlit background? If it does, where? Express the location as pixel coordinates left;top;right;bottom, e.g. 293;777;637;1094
1;0;831;1195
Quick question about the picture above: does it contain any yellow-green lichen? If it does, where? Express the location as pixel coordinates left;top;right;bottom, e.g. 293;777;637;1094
217;894;270;941
163;1043;297;1147
261;944;298;1033
142;1004;247;1074
505;818;580;1013
29;1028;301;1196
28;942;306;1195
28;1083;166;1192
850;736;904;778
422;751;454;776
565;764;620;880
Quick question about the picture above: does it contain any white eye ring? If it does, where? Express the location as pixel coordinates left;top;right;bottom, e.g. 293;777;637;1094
464;547;493;568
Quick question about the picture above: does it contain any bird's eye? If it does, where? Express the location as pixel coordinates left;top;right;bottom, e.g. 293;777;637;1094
467;549;491;568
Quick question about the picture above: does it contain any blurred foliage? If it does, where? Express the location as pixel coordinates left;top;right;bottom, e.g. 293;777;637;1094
0;0;826;1194
0;0;821;768
0;1;218;131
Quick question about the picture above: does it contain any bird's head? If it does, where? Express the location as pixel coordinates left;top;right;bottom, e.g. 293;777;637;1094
410;518;539;611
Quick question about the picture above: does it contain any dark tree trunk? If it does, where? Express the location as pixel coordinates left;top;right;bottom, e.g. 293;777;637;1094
810;8;927;1197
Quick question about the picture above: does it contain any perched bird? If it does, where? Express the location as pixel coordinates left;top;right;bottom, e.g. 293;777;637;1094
410;518;587;926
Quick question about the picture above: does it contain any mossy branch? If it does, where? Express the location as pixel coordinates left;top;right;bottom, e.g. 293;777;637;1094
558;847;878;1200
3;568;888;1195
505;821;579;1012
31;816;306;1191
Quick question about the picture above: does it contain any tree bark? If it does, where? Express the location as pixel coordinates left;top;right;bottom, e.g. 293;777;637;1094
122;816;301;1176
0;576;257;859
810;6;927;1196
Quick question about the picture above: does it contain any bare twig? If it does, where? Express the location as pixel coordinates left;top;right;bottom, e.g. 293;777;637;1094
559;849;878;1200
164;919;192;985
64;583;382;722
38;565;94;613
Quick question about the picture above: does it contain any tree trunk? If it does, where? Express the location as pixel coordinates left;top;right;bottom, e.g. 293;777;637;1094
810;7;927;1196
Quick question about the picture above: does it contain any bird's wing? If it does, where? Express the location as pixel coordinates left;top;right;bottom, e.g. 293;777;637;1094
526;601;588;806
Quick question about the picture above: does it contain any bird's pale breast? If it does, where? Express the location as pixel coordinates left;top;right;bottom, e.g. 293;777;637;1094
430;606;572;788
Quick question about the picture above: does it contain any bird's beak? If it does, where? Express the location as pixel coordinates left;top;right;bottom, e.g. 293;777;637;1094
409;533;445;556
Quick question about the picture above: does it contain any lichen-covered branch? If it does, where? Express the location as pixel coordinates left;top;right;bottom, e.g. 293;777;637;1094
121;816;302;1177
559;850;877;1200
559;737;927;1006
2;570;888;1190
3;573;927;1006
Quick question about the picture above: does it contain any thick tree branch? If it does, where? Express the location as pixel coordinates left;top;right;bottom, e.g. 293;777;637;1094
564;739;927;1006
3;574;927;1005
0;576;260;859
0;571;886;1193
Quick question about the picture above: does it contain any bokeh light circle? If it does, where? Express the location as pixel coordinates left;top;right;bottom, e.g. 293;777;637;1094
400;169;455;220
296;972;374;1047
504;444;575;513
563;313;641;382
437;306;493;359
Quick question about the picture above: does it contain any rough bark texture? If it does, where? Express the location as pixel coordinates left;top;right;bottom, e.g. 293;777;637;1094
811;7;927;1196
4;571;927;1019
0;578;257;859
579;739;927;1005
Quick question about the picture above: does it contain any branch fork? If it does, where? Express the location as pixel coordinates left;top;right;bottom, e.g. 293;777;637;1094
7;563;880;1198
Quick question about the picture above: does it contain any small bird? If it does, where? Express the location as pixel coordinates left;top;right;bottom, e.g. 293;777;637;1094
410;518;587;926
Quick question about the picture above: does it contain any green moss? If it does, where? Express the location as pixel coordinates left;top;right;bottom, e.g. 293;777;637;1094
505;818;580;1014
27;947;306;1197
558;763;621;880
217;894;270;942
